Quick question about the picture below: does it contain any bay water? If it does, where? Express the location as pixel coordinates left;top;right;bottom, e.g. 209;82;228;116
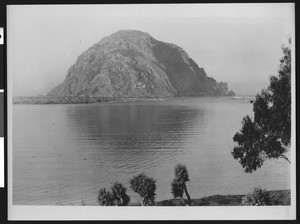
12;97;290;205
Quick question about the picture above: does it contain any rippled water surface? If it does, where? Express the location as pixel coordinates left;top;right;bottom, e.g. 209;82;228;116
13;97;290;205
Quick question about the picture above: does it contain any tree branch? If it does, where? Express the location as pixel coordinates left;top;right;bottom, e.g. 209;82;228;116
280;154;291;163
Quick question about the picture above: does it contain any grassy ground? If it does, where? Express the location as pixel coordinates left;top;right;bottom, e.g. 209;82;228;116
154;189;291;206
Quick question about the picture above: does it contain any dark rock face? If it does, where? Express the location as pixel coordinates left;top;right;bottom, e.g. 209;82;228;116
48;30;233;97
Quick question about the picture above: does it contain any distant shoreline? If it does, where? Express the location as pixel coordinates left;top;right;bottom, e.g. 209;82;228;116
12;96;119;104
12;95;250;105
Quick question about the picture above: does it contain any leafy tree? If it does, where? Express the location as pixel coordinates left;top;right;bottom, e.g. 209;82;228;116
129;173;156;206
97;182;130;206
242;188;271;206
232;39;291;173
171;164;191;204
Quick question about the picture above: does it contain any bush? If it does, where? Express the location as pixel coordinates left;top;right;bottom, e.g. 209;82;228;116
175;164;190;183
242;188;271;206
110;182;130;206
97;182;130;206
171;178;184;198
170;164;191;204
98;188;114;206
129;173;156;206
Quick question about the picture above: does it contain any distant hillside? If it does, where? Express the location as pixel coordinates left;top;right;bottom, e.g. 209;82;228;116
48;30;235;97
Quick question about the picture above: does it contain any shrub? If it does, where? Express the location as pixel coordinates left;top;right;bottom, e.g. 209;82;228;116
242;188;271;206
129;173;156;206
97;182;130;206
111;182;130;206
170;164;191;204
175;164;190;183
98;188;114;206
171;178;184;198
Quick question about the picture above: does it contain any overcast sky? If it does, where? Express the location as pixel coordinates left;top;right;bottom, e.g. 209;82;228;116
7;4;294;96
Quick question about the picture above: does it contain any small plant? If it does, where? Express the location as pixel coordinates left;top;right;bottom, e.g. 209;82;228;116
97;182;130;206
242;187;271;206
129;173;156;206
171;164;191;205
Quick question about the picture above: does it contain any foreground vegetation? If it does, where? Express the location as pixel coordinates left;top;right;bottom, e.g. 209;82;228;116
155;189;290;206
97;163;290;206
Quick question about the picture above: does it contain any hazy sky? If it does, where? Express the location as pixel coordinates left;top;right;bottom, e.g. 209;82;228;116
7;4;294;96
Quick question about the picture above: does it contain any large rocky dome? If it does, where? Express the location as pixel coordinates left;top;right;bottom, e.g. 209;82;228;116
48;30;232;97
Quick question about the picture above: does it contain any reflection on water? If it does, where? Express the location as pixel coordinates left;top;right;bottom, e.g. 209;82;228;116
66;103;204;167
12;97;291;205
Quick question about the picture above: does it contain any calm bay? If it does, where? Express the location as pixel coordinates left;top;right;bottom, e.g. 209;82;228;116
12;97;290;205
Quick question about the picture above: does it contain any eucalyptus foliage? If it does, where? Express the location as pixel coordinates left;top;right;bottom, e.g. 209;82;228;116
232;39;291;173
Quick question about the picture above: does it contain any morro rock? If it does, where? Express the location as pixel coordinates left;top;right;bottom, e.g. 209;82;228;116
48;30;234;97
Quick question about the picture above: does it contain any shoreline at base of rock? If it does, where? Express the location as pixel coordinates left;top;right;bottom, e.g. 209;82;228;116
13;94;237;105
13;96;119;104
